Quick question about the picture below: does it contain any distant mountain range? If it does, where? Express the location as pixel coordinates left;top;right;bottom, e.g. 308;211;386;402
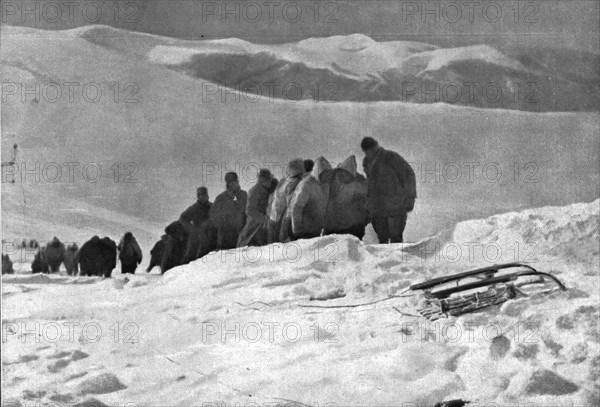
74;25;600;112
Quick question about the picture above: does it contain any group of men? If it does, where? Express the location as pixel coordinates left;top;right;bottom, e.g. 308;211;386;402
176;137;417;263
24;232;143;277
10;138;414;276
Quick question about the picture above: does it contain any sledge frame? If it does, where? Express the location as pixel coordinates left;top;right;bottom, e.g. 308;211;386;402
410;262;566;297
409;263;567;319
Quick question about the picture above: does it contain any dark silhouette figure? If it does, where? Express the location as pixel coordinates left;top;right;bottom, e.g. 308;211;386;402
64;243;79;276
118;232;143;274
31;247;49;273
78;236;117;277
179;187;212;263
2;254;14;274
44;237;66;273
147;238;165;273
212;172;248;250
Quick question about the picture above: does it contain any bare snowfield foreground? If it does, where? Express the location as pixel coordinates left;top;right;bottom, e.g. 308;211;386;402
2;200;599;406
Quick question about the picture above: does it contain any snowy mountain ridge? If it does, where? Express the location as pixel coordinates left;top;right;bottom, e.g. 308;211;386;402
12;23;592;111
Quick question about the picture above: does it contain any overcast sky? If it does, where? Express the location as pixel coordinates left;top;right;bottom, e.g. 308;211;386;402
2;0;599;51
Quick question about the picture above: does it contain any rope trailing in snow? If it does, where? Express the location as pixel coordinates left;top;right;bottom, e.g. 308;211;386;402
298;290;414;310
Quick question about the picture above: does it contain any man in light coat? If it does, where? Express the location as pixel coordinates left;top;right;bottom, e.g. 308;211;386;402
288;157;333;240
266;159;306;243
324;155;369;239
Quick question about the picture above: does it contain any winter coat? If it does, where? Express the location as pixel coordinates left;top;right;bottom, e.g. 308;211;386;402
44;237;65;272
180;200;212;229
197;219;218;258
289;157;333;238
237;179;276;247
2;254;14;274
267;159;305;224
212;189;248;249
162;221;189;270
31;249;48;273
78;236;117;277
324;156;369;233
118;235;143;265
147;238;165;273
267;159;306;243
64;245;79;276
362;147;417;216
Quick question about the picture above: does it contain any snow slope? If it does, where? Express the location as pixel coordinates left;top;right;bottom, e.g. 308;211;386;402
19;24;594;110
2;200;599;406
136;27;598;111
2;25;599;256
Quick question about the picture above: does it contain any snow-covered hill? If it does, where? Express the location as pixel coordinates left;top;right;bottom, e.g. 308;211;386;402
2;25;599;255
13;24;593;111
3;200;599;406
130;27;598;111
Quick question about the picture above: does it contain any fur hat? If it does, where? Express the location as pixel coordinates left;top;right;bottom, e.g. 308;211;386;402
337;155;357;176
258;168;272;182
312;156;333;180
303;159;315;173
286;159;305;177
360;137;378;151
224;172;238;184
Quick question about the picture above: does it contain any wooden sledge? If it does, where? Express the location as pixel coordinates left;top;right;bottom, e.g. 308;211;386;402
409;262;567;320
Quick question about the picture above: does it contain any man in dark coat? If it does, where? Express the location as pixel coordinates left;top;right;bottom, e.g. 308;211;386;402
237;169;278;247
78;236;117;277
31;248;49;273
2;254;14;274
78;236;100;276
45;237;65;273
361;137;416;243
179;187;212;263
162;221;189;272
118;232;143;274
211;172;248;250
147;238;164;273
98;237;117;277
267;159;306;243
64;243;79;276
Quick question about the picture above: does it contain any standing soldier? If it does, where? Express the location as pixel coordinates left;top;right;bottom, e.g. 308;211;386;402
288;157;333;241
266;159;306;243
118;232;143;274
179;187;212;263
45;237;66;273
361;137;416;243
212;172;248;250
237;169;278;247
64;243;79;276
324;155;369;240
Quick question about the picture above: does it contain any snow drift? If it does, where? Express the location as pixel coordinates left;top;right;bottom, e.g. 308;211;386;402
2;200;599;406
